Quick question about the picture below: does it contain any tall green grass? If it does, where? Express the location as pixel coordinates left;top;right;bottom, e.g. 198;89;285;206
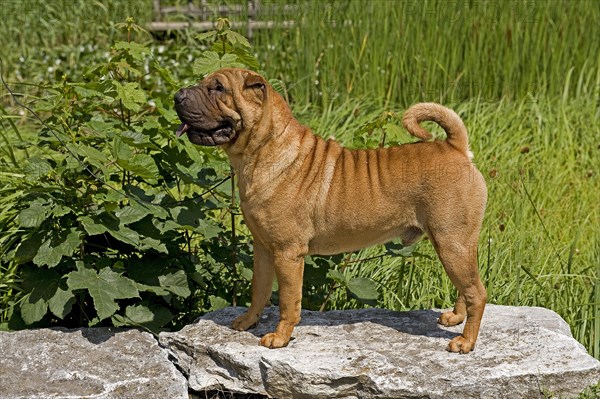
0;0;151;98
254;0;600;107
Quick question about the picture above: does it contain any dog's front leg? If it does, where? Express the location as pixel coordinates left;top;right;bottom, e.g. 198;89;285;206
259;245;306;348
232;241;275;331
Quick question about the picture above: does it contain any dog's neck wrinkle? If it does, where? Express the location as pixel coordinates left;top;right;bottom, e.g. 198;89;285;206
235;119;315;202
227;88;324;202
229;113;286;169
226;91;291;156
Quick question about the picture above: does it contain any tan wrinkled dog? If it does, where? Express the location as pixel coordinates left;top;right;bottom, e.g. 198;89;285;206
174;68;487;354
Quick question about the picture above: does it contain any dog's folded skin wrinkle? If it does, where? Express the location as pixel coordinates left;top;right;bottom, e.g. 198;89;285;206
174;68;487;354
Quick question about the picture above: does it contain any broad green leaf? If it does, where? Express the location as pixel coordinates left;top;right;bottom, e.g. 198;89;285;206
61;229;81;255
156;220;179;234
115;205;150;225
139;237;168;254
48;286;75;319
33;239;62;267
225;30;251;48
84;62;109;79
169;205;203;227
106;225;140;247
136;116;161;133
32;228;81;267
112;304;173;333
195;31;217;42
134;201;169;220
100;223;167;253
383;123;409;143
210;40;235;55
129;154;160;180
24;157;53;179
113;81;147;112
346;277;379;306
71;83;114;102
14;232;46;264
384;242;432;259
160;217;222;238
112;136;132;161
68;143;109;164
87;115;117;134
193;52;245;76
72;85;103;99
129;304;173;328
67;268;139;320
209;295;229;311
158;270;191;298
20;294;48;325
385;242;417;257
124;186;169;219
219;53;246;69
51;204;72;217
326;269;347;285
79;216;108;236
193;51;221;77
241;267;253;282
96;189;128;204
65;143;110;178
135;283;170;296
114;41;150;61
234;49;260;71
121;130;152;146
231;45;259;70
118;154;160;182
19;269;62;324
64;153;84;172
196;219;222;239
18;200;51;228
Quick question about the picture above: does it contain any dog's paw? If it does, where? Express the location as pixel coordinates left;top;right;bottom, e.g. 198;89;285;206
232;312;259;331
446;335;475;354
259;332;289;349
438;310;465;327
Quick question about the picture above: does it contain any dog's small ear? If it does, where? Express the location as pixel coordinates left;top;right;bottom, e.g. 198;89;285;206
244;72;266;90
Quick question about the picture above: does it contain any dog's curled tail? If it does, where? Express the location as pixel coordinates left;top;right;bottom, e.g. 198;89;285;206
402;102;471;158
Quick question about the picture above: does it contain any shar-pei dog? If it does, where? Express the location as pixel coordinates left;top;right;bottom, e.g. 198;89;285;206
174;68;487;353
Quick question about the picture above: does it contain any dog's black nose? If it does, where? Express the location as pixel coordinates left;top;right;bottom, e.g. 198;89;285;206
174;89;188;104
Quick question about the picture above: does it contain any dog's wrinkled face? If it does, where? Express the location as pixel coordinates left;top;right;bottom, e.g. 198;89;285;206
174;69;266;146
174;75;238;146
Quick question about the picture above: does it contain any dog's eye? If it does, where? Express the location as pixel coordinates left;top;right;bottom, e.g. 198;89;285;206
214;81;225;92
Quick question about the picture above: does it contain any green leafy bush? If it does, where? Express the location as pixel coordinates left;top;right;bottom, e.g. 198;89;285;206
1;19;260;333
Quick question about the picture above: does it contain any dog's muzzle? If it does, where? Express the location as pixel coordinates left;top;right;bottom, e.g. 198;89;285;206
174;88;236;146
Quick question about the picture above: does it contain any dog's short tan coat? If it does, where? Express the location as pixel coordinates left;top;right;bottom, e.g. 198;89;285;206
174;68;487;353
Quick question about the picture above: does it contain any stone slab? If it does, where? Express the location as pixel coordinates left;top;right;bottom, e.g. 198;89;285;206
0;327;188;399
160;305;600;398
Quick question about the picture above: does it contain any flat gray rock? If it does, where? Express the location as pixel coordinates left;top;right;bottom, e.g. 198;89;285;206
159;304;600;398
0;327;188;399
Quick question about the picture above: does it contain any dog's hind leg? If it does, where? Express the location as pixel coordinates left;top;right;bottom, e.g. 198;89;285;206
430;234;487;354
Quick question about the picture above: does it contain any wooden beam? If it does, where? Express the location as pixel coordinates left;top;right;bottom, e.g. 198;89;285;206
146;20;295;32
